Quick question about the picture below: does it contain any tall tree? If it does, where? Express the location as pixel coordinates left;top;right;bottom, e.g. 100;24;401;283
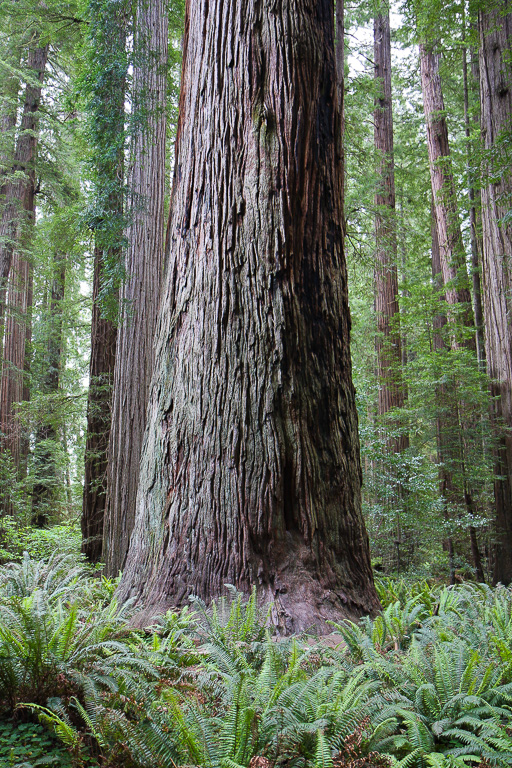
0;40;47;352
81;0;127;561
478;0;512;584
420;39;485;579
103;0;168;576
0;41;48;513
374;5;406;446
419;42;474;328
118;0;379;631
31;249;66;526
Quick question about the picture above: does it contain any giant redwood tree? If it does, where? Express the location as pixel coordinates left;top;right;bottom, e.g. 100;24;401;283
118;0;379;631
478;0;512;583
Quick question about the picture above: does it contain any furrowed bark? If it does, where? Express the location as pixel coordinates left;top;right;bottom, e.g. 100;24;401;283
420;42;475;335
81;247;117;560
81;3;126;562
118;0;379;632
431;207;456;584
0;42;48;343
374;8;407;449
103;0;168;576
335;0;345;216
421;39;485;579
478;0;512;584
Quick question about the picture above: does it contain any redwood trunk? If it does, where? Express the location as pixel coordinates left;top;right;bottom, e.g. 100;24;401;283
421;39;485;579
81;4;126;562
103;0;168;576
118;0;379;631
431;205;456;583
0;42;48;339
31;251;66;526
374;9;406;446
0;44;46;511
419;42;474;332
81;247;117;560
335;0;345;214
0;250;33;499
478;1;512;583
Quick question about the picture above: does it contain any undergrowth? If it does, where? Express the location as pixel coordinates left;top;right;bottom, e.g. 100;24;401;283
0;556;511;767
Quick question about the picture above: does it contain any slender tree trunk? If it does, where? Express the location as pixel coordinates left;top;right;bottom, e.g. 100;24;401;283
431;203;456;583
0;43;46;514
103;0;168;576
0;250;33;508
0;42;48;343
31;251;66;526
463;38;486;367
420;39;485;579
419;42;475;335
81;2;127;562
478;0;512;584
81;247;117;560
374;8;407;447
118;0;379;632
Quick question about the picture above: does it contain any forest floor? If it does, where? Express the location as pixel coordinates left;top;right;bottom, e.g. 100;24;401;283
0;545;511;767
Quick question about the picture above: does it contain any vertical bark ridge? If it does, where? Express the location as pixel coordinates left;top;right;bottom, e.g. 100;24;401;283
81;247;117;560
103;0;169;576
419;42;475;337
118;0;379;632
478;0;512;583
374;9;407;447
0;42;48;340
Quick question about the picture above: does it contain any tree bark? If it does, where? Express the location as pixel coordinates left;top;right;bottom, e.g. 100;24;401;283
81;2;127;562
0;42;48;343
81;247;117;560
419;42;474;336
118;0;379;632
374;8;407;448
463;36;486;368
103;0;168;576
478;0;512;584
31;251;66;526
0;249;33;507
431;202;456;583
335;0;345;217
0;42;46;513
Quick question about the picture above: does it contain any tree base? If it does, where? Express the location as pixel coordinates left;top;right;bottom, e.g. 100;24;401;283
123;531;380;634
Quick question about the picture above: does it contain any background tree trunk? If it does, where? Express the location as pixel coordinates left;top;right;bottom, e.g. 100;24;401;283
431;205;456;583
103;0;168;576
374;7;407;448
419;42;474;332
0;42;46;513
80;2;127;562
81;247;117;560
478;0;512;584
0;42;47;344
31;251;66;526
118;0;379;632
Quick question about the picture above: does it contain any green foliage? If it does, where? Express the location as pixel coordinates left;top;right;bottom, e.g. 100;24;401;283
0;718;73;767
0;560;511;768
0;518;82;563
